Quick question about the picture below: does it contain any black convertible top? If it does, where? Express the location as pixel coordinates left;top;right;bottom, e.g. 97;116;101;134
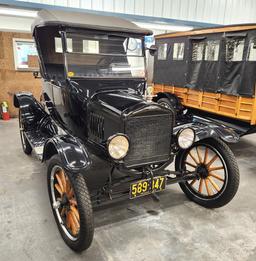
32;9;152;36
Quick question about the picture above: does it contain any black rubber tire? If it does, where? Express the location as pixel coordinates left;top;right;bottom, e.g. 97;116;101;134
157;98;173;109
47;155;94;252
19;110;32;155
175;138;239;208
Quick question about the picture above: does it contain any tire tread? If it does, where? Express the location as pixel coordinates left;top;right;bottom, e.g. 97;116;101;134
47;155;94;252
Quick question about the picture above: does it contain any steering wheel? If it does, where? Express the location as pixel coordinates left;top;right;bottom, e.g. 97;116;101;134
95;56;114;76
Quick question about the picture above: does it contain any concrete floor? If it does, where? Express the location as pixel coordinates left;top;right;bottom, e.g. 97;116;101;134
0;119;256;261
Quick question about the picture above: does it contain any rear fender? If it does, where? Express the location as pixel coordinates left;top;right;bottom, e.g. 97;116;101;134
14;92;46;126
42;135;91;172
174;121;240;144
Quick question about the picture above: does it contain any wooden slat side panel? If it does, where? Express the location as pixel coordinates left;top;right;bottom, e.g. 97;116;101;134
220;94;237;102
201;102;216;110
238;111;252;119
153;84;256;124
202;97;218;105
240;104;253;111
219;100;236;108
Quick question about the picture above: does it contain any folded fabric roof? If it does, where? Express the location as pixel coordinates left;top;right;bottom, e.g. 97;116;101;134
32;9;152;36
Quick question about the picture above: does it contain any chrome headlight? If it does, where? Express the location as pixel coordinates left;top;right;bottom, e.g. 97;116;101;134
107;134;129;160
177;128;195;149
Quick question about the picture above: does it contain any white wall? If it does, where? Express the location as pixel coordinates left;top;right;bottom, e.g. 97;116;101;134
17;0;256;24
0;15;33;32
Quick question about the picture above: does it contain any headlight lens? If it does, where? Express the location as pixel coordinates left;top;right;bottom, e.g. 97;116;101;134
177;128;195;149
108;134;129;160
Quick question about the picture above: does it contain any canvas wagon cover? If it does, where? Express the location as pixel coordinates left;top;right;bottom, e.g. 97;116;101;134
153;25;256;97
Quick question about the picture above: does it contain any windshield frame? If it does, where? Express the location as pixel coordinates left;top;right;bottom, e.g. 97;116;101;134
60;29;147;80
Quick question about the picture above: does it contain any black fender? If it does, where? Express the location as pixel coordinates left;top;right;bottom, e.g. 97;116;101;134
14;92;32;108
174;120;240;144
42;135;91;172
153;92;184;115
14;92;46;126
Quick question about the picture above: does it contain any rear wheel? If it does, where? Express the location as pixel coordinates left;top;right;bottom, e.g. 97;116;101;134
47;155;94;252
19;110;32;155
175;138;239;208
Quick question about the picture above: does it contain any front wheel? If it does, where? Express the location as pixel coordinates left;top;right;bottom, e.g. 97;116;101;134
175;138;239;208
47;155;94;252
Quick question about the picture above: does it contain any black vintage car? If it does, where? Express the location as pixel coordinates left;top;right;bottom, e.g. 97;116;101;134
14;10;240;252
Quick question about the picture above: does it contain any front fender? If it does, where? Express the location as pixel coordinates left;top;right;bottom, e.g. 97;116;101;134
42;135;91;172
174;119;240;144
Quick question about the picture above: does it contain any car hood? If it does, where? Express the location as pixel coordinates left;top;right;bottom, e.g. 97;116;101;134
92;89;169;117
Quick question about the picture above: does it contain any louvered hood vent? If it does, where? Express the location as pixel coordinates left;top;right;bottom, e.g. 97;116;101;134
89;113;104;140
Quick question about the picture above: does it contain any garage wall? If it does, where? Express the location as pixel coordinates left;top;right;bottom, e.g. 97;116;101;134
0;31;41;117
16;0;256;24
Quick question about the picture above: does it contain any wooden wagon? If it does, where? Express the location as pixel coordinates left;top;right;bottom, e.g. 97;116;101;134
153;24;256;128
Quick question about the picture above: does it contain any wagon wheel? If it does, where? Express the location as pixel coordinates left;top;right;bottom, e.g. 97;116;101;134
175;138;239;208
47;155;94;252
52;167;80;238
183;145;226;197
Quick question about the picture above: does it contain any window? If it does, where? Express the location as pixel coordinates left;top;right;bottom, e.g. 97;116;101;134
205;40;220;61
13;39;38;71
158;43;168;60
173;42;184;60
247;39;256;61
124;38;142;56
192;42;204;61
83;40;99;54
226;39;245;62
54;37;73;53
65;33;145;79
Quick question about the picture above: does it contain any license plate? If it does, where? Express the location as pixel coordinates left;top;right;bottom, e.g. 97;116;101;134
130;176;166;199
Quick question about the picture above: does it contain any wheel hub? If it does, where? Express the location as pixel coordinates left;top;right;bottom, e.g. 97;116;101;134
61;193;69;206
196;164;209;179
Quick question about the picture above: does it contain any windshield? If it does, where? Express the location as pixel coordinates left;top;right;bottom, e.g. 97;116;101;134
62;32;145;79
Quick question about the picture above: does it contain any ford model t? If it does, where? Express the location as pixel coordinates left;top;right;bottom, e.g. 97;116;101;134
14;10;240;252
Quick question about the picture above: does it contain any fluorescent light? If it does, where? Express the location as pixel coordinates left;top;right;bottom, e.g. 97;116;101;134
0;7;38;18
134;22;193;32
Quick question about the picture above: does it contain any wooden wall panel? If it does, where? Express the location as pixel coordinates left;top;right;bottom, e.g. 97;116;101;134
0;31;41;118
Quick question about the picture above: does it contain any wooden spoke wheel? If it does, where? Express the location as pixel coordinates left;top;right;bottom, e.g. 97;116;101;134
184;145;226;197
18;110;32;155
175;138;239;208
51;166;80;239
47;155;94;252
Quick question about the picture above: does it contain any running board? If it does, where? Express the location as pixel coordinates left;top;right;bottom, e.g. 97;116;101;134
24;130;49;161
34;146;44;160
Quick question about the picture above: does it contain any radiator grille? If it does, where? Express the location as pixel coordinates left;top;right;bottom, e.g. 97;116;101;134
89;113;104;139
124;114;173;167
